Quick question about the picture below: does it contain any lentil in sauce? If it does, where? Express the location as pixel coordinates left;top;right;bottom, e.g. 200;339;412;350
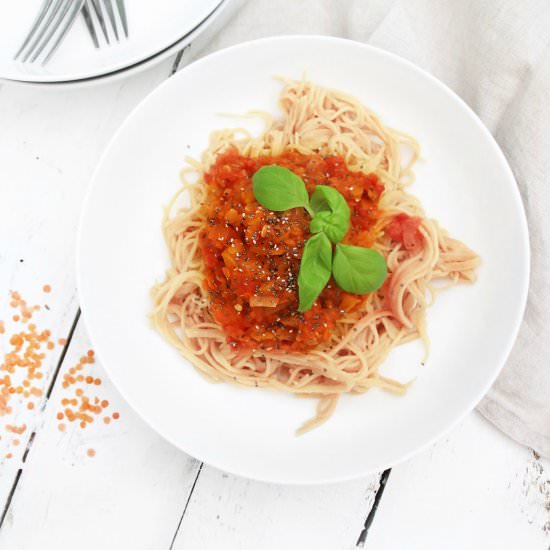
199;149;384;351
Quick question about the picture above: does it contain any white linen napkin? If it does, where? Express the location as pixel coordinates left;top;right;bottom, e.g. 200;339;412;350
187;0;550;457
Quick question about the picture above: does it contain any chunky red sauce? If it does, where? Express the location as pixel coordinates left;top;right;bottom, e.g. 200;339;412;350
199;149;385;351
386;213;423;252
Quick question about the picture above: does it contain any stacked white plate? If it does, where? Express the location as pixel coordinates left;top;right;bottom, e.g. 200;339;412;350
0;0;240;87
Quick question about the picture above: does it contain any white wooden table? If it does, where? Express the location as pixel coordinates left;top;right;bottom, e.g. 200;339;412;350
0;53;549;550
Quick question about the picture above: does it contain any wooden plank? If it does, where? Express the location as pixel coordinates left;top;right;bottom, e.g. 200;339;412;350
0;320;201;549
0;59;173;507
172;467;382;550
365;412;550;549
173;414;550;550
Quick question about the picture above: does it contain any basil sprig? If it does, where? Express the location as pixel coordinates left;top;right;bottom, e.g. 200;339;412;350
309;185;350;243
252;165;387;311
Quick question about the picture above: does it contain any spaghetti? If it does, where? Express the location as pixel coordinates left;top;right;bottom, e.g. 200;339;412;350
152;78;479;433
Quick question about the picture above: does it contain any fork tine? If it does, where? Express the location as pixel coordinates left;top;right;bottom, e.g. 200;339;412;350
102;0;119;41
82;1;99;48
115;0;128;38
21;0;66;62
14;0;55;60
90;0;110;44
42;0;85;64
28;0;72;63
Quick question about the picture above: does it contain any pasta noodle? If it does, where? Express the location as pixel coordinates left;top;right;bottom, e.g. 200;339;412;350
151;78;479;433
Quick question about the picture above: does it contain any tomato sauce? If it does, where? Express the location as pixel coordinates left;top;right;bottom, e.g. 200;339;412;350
198;149;385;351
385;213;423;252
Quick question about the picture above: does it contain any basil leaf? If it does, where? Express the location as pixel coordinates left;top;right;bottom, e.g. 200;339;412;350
309;185;350;243
253;165;312;214
310;211;333;233
333;243;387;294
310;210;348;243
298;232;333;312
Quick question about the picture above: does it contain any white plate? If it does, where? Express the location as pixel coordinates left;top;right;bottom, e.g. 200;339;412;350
0;0;221;83
78;36;529;484
3;0;240;89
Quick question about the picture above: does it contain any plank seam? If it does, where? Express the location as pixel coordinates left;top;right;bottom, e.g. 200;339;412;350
0;469;22;529
169;462;204;550
356;468;392;547
170;45;191;76
44;308;81;400
21;432;36;463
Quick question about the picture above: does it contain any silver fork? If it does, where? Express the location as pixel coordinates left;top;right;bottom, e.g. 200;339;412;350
14;0;85;65
81;0;128;48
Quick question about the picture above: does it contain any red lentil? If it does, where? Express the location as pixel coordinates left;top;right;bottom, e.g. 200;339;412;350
2;289;118;458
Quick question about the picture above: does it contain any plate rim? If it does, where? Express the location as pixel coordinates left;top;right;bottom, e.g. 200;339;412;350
0;0;233;89
0;0;223;83
77;34;530;484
